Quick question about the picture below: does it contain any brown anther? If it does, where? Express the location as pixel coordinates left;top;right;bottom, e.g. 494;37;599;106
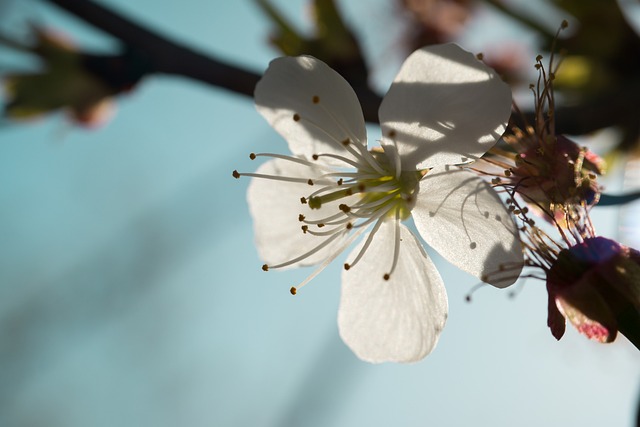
293;113;300;121
536;54;543;62
469;242;477;249
344;263;351;270
301;225;309;233
312;95;320;104
346;222;353;230
476;53;484;61
307;179;314;186
341;138;350;146
357;184;366;192
262;264;269;271
312;154;319;160
387;130;396;138
290;287;297;295
345;188;353;196
232;170;241;179
300;197;307;204
249;153;256;160
337;179;343;186
298;214;306;222
561;19;568;29
339;204;351;213
383;273;390;281
317;223;325;228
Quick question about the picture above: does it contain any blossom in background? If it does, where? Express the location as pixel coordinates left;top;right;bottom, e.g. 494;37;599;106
234;44;523;363
478;48;605;227
477;39;640;349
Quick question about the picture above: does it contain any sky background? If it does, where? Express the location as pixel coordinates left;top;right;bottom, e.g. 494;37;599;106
0;0;639;426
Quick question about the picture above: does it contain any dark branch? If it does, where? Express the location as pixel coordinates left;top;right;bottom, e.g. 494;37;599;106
41;0;640;133
44;0;260;97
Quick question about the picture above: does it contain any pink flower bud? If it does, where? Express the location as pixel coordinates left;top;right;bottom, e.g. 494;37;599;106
546;237;640;344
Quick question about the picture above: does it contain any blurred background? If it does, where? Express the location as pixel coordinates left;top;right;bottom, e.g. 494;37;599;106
0;0;639;426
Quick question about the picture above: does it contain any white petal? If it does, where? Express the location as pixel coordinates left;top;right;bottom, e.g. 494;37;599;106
412;166;523;288
338;221;448;363
379;44;512;170
255;56;367;165
247;158;351;268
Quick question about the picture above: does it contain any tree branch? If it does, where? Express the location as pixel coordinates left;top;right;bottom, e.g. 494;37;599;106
40;0;640;135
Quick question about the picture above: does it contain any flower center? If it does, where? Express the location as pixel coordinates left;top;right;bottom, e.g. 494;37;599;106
307;151;421;222
233;146;425;292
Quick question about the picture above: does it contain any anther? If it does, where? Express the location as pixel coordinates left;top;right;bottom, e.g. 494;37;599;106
469;242;477;249
383;273;390;281
346;222;353;230
301;225;309;233
337;179;343;186
344;263;351;270
339;204;351;213
249;153;256;160
476;53;484;61
312;154;319;160
357;184;365;192
312;95;320;104
341;138;350;146
293;113;300;122
290;287;297;295
387;130;396;138
232;170;240;179
345;188;353;196
317;223;325;228
298;214;306;221
262;264;269;271
561;19;568;29
300;197;307;204
307;179;314;185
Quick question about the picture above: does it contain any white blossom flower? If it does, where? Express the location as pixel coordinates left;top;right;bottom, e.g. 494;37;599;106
234;44;523;363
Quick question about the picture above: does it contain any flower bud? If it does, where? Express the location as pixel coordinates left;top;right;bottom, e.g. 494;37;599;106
546;237;640;344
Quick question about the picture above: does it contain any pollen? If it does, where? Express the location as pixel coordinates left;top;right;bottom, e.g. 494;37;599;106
312;95;320;104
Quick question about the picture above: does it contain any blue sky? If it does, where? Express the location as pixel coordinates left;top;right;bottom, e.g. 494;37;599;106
0;1;638;426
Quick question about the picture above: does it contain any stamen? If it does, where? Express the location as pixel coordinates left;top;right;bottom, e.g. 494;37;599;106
266;230;346;270
235;171;332;185
384;210;402;280
292;225;369;293
344;216;386;270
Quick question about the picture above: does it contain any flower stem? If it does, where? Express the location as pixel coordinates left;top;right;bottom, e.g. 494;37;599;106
617;306;640;351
